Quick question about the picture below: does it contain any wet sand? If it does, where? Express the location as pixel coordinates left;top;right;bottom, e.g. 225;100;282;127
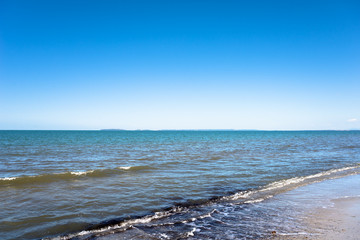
304;196;360;240
273;174;360;240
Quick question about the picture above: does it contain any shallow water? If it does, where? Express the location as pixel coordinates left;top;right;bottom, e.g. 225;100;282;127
0;130;359;239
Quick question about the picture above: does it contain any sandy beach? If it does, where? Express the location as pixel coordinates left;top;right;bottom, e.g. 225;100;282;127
273;174;360;240
304;196;360;240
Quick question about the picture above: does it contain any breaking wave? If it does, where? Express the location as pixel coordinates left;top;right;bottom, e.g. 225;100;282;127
223;164;360;203
0;165;156;186
49;164;360;240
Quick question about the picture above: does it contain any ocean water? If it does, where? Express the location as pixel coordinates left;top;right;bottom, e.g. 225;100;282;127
0;130;359;239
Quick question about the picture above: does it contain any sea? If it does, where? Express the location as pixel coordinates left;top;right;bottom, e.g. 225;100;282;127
0;130;359;239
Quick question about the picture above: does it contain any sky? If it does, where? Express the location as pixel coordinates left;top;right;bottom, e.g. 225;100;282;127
0;0;359;130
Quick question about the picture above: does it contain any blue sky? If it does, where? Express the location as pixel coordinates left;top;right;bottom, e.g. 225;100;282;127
0;0;359;130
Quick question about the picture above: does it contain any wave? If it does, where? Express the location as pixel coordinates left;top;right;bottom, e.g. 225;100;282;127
0;165;155;186
117;166;152;171
0;177;17;181
52;206;218;240
223;164;360;203
50;164;360;240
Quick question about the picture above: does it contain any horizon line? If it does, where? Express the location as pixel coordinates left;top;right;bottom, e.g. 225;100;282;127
0;129;359;131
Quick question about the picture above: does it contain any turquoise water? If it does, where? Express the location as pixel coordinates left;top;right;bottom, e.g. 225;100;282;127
0;130;359;239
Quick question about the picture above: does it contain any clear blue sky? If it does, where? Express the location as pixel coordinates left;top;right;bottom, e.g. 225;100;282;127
0;0;359;130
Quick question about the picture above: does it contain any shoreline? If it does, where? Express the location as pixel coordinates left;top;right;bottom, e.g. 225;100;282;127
59;172;360;240
272;174;360;240
273;197;360;240
274;196;360;240
306;196;360;240
291;195;360;240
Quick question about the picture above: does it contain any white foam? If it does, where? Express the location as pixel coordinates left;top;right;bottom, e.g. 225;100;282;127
226;190;254;200
0;177;17;181
262;165;359;192
184;227;197;237
59;207;185;239
159;233;170;239
262;177;304;191
244;198;265;204
226;165;360;202
181;209;216;224
199;209;217;219
70;170;94;176
118;166;132;170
